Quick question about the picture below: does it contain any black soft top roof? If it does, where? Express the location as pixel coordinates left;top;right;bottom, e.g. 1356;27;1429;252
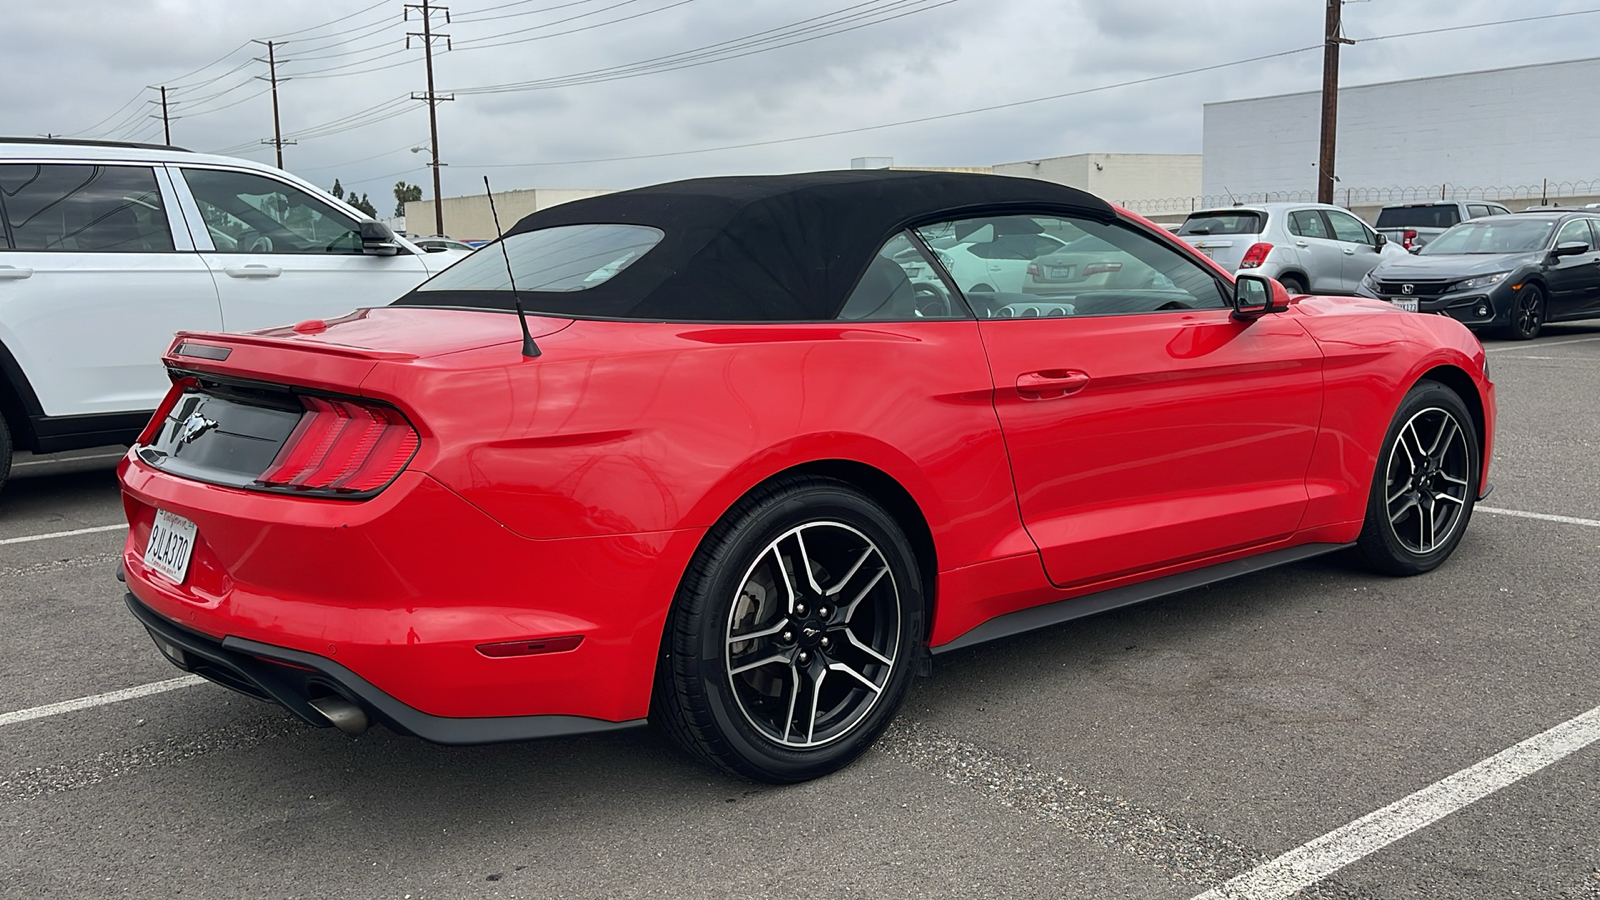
398;169;1116;321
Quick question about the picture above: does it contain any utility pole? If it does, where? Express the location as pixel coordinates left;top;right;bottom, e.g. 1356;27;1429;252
407;0;452;236
1317;0;1354;204
253;39;296;168
149;86;172;145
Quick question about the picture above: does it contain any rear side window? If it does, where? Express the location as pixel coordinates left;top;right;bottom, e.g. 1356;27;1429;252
0;164;174;252
1375;205;1461;229
415;224;664;293
1177;212;1265;236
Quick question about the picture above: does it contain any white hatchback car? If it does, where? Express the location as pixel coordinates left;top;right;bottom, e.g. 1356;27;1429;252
1175;202;1407;296
0;138;469;490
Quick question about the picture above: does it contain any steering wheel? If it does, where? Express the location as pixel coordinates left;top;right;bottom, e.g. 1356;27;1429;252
912;281;951;317
1154;299;1193;311
246;234;275;253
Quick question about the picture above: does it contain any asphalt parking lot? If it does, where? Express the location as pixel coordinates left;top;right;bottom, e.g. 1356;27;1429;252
2;326;1598;900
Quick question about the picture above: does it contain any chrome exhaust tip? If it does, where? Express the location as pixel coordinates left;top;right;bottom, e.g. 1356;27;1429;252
307;696;369;735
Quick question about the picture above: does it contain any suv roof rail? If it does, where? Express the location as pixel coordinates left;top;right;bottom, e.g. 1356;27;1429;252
0;136;191;152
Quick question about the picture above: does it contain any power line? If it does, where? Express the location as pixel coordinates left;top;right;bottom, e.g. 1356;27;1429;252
265;0;392;39
254;40;296;167
453;0;607;23
453;0;655;46
1354;7;1600;43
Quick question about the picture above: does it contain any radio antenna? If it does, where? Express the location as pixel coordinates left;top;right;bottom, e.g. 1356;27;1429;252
484;176;540;359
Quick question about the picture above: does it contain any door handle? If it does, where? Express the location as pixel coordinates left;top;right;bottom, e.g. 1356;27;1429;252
0;266;33;280
1342;248;1356;255
1294;241;1309;248
223;265;282;278
1016;370;1091;398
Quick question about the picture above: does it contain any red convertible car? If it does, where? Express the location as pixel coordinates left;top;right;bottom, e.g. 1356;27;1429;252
119;171;1494;782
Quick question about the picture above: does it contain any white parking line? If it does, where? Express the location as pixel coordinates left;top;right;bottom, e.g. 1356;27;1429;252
1190;704;1600;900
0;523;127;546
0;675;205;727
1486;336;1600;352
1478;506;1600;528
11;451;127;468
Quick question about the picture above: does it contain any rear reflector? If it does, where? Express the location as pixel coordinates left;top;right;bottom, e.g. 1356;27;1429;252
1239;243;1273;268
476;635;585;658
258;396;419;494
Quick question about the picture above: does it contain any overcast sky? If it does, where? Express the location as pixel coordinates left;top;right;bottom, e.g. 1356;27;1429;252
5;0;1598;208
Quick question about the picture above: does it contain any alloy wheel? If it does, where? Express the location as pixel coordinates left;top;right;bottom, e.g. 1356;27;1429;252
1383;406;1472;554
1514;287;1543;338
724;521;899;749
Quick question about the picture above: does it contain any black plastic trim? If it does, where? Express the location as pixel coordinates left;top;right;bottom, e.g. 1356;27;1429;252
125;592;645;744
931;542;1351;655
30;411;150;452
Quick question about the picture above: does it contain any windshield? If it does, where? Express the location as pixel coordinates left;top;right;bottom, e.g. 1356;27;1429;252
414;224;663;293
1420;218;1555;255
1177;211;1264;236
1376;205;1461;229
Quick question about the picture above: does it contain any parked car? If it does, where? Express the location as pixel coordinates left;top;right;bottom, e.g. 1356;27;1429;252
928;220;1070;293
1175;202;1405;295
119;171;1492;783
1357;210;1600;339
411;235;477;253
1375;201;1511;252
0;138;470;491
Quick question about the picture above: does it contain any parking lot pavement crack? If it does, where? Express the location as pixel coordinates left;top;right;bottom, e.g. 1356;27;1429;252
876;720;1366;898
0;717;302;803
0;550;119;582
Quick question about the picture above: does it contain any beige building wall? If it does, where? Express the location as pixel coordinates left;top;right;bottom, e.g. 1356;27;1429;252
406;188;613;240
992;153;1202;206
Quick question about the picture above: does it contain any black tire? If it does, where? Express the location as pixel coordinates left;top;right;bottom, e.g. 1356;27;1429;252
1355;381;1479;576
0;412;12;495
652;475;924;783
1503;283;1545;340
1278;274;1307;295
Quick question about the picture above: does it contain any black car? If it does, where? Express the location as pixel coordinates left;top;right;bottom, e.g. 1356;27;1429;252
1356;211;1600;339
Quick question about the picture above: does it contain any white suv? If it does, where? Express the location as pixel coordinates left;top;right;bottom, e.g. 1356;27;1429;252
0;138;468;490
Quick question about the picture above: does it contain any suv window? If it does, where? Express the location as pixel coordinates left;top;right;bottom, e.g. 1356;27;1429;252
1288;210;1330;239
838;232;966;321
1467;204;1492;219
1325;209;1372;244
1376;205;1462;229
918;214;1227;318
1177;212;1264;236
0;164;174;252
181;168;362;254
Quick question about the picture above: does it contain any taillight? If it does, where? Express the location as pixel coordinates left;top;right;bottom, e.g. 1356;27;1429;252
1240;243;1273;269
1026;262;1040;277
136;375;197;445
1082;262;1123;276
1402;229;1417;249
258;396;419;494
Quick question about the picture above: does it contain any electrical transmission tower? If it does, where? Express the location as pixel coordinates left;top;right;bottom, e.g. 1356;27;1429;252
406;0;453;237
253;39;296;168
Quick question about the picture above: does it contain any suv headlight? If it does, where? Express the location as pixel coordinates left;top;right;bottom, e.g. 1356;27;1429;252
1449;272;1508;292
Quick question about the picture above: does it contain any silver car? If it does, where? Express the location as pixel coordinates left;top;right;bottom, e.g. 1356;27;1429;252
1176;202;1407;295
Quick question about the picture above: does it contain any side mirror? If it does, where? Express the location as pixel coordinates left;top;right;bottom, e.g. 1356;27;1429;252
359;221;402;257
1232;273;1291;320
1374;232;1387;249
1552;241;1589;258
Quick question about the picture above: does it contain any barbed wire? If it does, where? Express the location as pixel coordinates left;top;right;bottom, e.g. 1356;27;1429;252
1119;179;1600;214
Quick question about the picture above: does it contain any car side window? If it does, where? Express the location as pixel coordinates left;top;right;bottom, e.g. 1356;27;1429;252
1556;218;1592;250
837;232;967;321
0;164;174;252
1467;204;1490;219
181;168;363;254
1325;209;1372;244
915;213;1228;318
1288;210;1330;239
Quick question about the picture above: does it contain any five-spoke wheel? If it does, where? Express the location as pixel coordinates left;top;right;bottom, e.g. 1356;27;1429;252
654;476;922;782
1357;381;1479;575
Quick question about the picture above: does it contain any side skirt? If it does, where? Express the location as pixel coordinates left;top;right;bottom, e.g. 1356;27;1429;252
930;542;1351;655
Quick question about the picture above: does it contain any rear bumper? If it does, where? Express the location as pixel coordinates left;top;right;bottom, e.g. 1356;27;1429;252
126;591;643;743
119;453;706;725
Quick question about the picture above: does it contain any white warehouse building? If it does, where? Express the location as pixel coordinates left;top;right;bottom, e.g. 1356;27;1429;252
1202;57;1600;209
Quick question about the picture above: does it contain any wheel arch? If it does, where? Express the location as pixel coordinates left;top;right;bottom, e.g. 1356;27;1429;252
1417;364;1486;459
0;337;43;451
1274;267;1309;291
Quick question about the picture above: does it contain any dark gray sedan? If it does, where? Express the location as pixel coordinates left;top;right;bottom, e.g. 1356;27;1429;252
1356;211;1600;339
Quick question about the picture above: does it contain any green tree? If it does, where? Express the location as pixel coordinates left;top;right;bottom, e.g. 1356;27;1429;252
393;181;423;218
350;192;378;217
330;178;345;200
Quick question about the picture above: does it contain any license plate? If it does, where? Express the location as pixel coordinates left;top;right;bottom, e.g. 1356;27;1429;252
1395;298;1420;313
1050;266;1073;278
144;509;198;584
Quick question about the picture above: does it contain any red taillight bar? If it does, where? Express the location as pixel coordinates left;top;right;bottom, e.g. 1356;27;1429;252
258;395;419;495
